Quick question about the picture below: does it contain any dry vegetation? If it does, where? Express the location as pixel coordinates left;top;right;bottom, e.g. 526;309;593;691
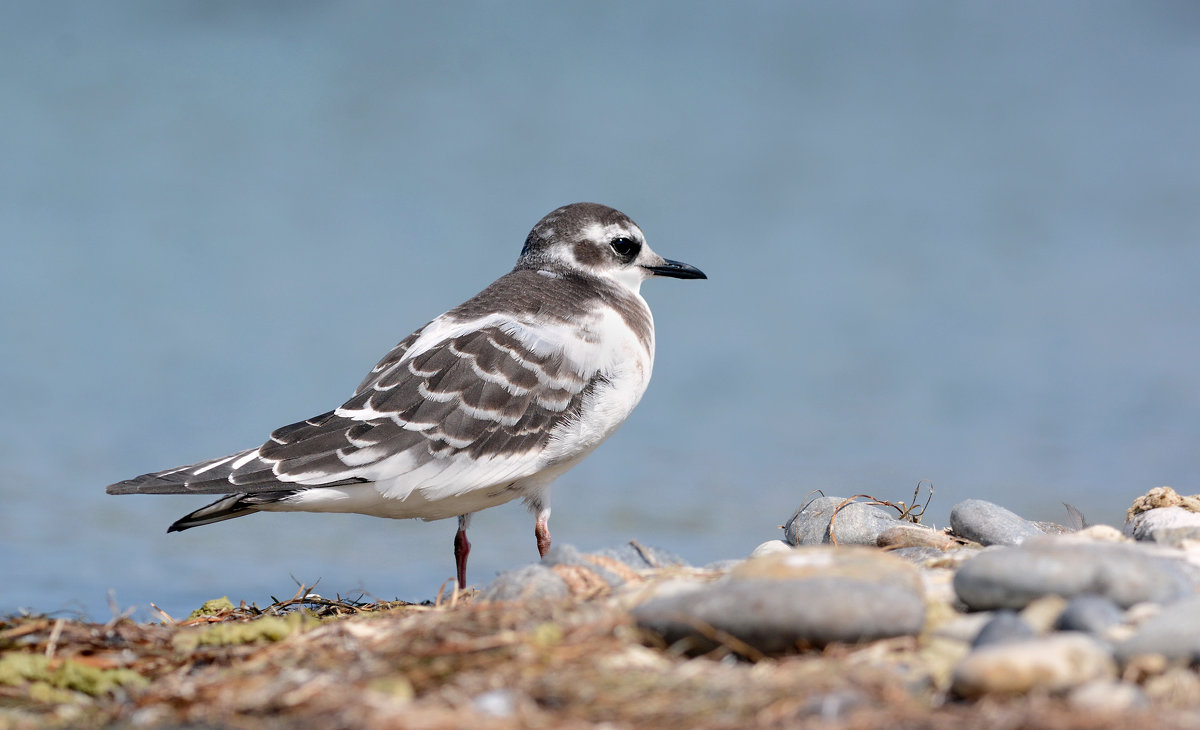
4;574;1199;730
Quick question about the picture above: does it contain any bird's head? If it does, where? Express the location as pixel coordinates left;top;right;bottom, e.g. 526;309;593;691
517;202;706;293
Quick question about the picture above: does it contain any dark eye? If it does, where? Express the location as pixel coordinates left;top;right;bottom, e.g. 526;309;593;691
610;237;640;261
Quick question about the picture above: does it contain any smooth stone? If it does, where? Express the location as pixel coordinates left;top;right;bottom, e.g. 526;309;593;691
1055;595;1125;635
633;547;925;652
876;524;954;551
953;538;1197;610
1019;594;1069;633
1067;679;1149;712
591;542;689;570
888;546;945;564
920;568;958;607
950;499;1043;546
1142;667;1200;706
542;544;627;587
729;545;923;591
971;611;1036;648
1115;594;1200;666
479;564;568;603
784;497;901;546
952;633;1117;698
930;612;994;644
1124;506;1200;548
1076;524;1127;542
750;539;794;558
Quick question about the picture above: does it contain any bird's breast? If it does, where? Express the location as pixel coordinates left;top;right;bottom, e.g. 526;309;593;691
540;303;655;464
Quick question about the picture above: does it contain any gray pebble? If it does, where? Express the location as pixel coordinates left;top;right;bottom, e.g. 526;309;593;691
591;542;690;570
1125;506;1200;548
950;499;1043;546
1055;595;1125;635
887;546;945;564
876;524;955;551
972;611;1036;648
632;548;925;653
1066;679;1149;712
784;496;900;546
953;633;1117;697
479;564;568;603
541;544;627;587
749;540;793;558
1115;594;1200;666
953;539;1196;611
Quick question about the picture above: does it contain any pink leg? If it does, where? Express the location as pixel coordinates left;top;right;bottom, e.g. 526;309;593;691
535;509;551;558
453;514;472;589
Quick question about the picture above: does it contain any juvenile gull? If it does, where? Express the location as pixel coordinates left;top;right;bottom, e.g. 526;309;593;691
106;203;706;588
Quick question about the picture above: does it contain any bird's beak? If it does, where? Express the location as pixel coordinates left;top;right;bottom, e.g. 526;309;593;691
642;258;707;280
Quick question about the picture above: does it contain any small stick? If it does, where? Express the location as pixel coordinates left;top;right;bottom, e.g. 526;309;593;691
150;603;177;624
663;612;766;662
628;539;660;568
44;618;65;661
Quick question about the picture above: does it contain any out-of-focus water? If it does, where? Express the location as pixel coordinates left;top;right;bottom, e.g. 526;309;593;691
3;3;1198;620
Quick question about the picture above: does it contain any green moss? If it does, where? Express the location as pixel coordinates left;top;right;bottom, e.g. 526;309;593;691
0;652;147;696
187;596;236;619
532;622;564;647
174;611;320;652
367;675;415;702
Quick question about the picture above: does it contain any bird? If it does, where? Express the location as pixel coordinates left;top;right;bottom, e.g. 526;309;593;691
106;202;706;588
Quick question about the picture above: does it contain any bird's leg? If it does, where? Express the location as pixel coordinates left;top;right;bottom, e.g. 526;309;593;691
454;513;472;589
535;506;552;558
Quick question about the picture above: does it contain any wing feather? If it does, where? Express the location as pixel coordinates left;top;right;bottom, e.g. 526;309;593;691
106;314;605;498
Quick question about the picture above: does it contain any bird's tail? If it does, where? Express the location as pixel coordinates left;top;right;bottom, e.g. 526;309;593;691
167;494;263;532
105;448;269;495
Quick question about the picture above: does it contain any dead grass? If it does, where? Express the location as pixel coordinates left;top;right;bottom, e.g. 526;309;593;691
2;575;1198;729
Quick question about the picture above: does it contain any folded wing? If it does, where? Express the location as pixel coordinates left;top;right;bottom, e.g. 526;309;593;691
105;315;605;499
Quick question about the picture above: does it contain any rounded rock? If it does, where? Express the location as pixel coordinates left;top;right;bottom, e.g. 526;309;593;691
750;540;794;558
480;564;569;603
542;544;628;587
1115;594;1200;666
952;633;1117;698
950;499;1043;546
633;546;925;653
1067;679;1148;712
971;611;1036;648
953;538;1197;611
888;546;945;564
784;496;901;546
1125;506;1200;548
1055;595;1125;635
591;542;689;571
876;524;954;551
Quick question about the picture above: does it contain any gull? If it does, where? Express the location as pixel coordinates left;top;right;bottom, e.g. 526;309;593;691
106;202;706;588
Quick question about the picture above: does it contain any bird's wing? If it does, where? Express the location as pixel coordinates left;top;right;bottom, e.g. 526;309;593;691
105;312;608;499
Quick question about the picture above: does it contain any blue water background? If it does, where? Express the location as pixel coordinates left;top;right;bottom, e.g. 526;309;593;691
3;3;1199;619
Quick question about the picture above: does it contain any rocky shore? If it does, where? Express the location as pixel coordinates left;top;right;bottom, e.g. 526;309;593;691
3;486;1200;729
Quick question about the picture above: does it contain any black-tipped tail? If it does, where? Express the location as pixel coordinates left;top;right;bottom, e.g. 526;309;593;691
167;494;262;532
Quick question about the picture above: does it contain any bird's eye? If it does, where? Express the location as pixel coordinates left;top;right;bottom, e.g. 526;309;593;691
610;237;640;261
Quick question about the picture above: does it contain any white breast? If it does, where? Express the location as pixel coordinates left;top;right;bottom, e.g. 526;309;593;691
541;301;656;466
